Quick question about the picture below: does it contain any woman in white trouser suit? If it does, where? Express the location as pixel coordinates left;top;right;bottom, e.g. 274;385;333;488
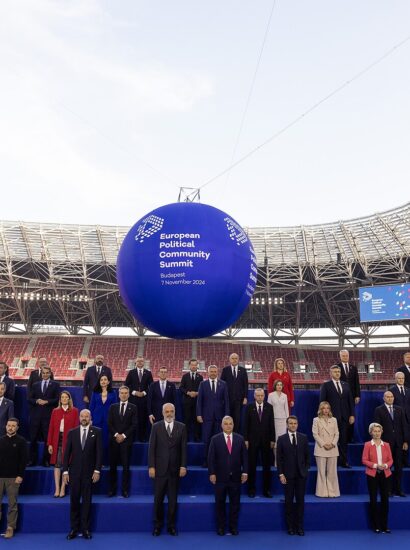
312;401;340;498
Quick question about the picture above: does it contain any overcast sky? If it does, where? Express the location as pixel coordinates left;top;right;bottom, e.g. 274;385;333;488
1;0;409;230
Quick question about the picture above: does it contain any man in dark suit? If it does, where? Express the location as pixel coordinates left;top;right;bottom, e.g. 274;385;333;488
179;358;203;441
0;382;14;436
337;350;360;442
390;372;410;467
63;409;103;539
26;358;54;394
374;391;408;496
196;365;229;467
108;385;138;498
27;365;60;466
396;351;410;388
276;416;310;536
82;354;112;404
147;367;176;425
319;365;355;467
148;403;187;536
125;355;153;441
0;362;15;401
243;387;275;498
220;353;248;433
208;415;248;536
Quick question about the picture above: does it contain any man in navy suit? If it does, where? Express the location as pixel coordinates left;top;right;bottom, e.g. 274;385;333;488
221;353;248;432
0;362;15;401
396;351;410;388
276;416;310;536
27;358;54;394
374;391;408;496
196;365;229;467
63;409;103;540
27;365;60;466
179;358;203;441
147;367;177;424
208;416;248;536
0;382;14;436
125;355;153;441
82;355;112;404
319;365;355;467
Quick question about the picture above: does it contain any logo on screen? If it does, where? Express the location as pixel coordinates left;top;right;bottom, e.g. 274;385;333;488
224;217;248;246
362;291;372;302
134;215;164;243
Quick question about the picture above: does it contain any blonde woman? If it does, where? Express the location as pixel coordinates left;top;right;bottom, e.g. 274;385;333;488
312;401;340;497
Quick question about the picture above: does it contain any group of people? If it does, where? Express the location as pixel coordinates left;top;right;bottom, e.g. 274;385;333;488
0;350;410;538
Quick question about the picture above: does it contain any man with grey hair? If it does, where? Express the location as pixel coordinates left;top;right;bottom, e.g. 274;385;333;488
396;351;410;388
0;382;14;436
208;416;248;536
374;391;408;496
148;403;187;536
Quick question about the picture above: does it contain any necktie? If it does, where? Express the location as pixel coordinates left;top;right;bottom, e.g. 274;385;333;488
81;428;87;450
258;405;262;420
161;382;165;397
138;369;142;382
389;406;394;420
167;423;172;437
212;380;216;393
191;373;195;382
337;382;342;396
227;434;232;454
344;363;349;375
292;433;296;446
121;403;125;416
400;386;405;396
42;380;48;394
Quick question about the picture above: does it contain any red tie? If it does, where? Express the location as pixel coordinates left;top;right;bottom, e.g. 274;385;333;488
227;435;232;454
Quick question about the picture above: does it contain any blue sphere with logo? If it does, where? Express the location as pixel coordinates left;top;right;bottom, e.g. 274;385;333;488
117;202;257;339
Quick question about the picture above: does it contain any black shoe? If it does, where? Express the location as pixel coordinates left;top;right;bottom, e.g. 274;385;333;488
42;461;50;468
167;527;177;536
287;530;295;536
297;529;305;536
108;492;115;498
382;529;392;534
248;490;256;498
343;463;352;469
27;461;34;467
388;492;393;497
201;462;208;468
153;528;161;536
395;491;406;497
217;528;225;536
122;491;129;498
230;528;238;536
374;529;381;534
263;491;272;498
82;531;92;539
66;530;78;540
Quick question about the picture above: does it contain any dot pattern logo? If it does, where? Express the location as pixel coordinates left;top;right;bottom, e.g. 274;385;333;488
134;215;164;243
224;216;248;246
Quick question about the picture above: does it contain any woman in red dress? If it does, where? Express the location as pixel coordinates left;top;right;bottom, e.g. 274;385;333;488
47;390;79;497
267;357;295;408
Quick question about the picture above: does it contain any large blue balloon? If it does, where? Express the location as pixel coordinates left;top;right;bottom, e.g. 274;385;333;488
117;202;257;339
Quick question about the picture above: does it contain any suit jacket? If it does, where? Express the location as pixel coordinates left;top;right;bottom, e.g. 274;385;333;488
337;362;361;400
0;376;15;401
27;369;54;394
148;420;187;477
374;404;408;447
220;366;248;404
276;431;310;479
108;402;138;443
0;397;14;436
180;372;204;403
63;425;103;479
125;368;153;404
389;384;410;424
243;401;275;445
196;379;229;422
312;416;339;457
28;380;61;420
397;365;410;388
147;381;177;421
319;380;354;422
208;431;248;484
362;440;393;478
83;365;113;400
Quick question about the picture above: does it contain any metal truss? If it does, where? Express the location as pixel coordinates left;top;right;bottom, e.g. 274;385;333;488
0;203;409;345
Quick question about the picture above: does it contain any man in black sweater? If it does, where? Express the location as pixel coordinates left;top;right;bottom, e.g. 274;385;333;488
0;417;28;539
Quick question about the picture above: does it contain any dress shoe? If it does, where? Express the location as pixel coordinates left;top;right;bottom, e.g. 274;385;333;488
4;527;14;539
108;491;115;498
152;528;161;536
230;528;238;536
343;463;352;469
287;529;295;535
26;461;34;467
382;529;392;534
388;492;393;497
263;491;272;498
167;527;177;536
395;491;406;497
82;531;92;539
201;462;208;468
248;490;256;498
217;528;225;536
122;491;129;498
42;461;50;468
374;529;381;534
297;529;305;536
66;530;78;540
